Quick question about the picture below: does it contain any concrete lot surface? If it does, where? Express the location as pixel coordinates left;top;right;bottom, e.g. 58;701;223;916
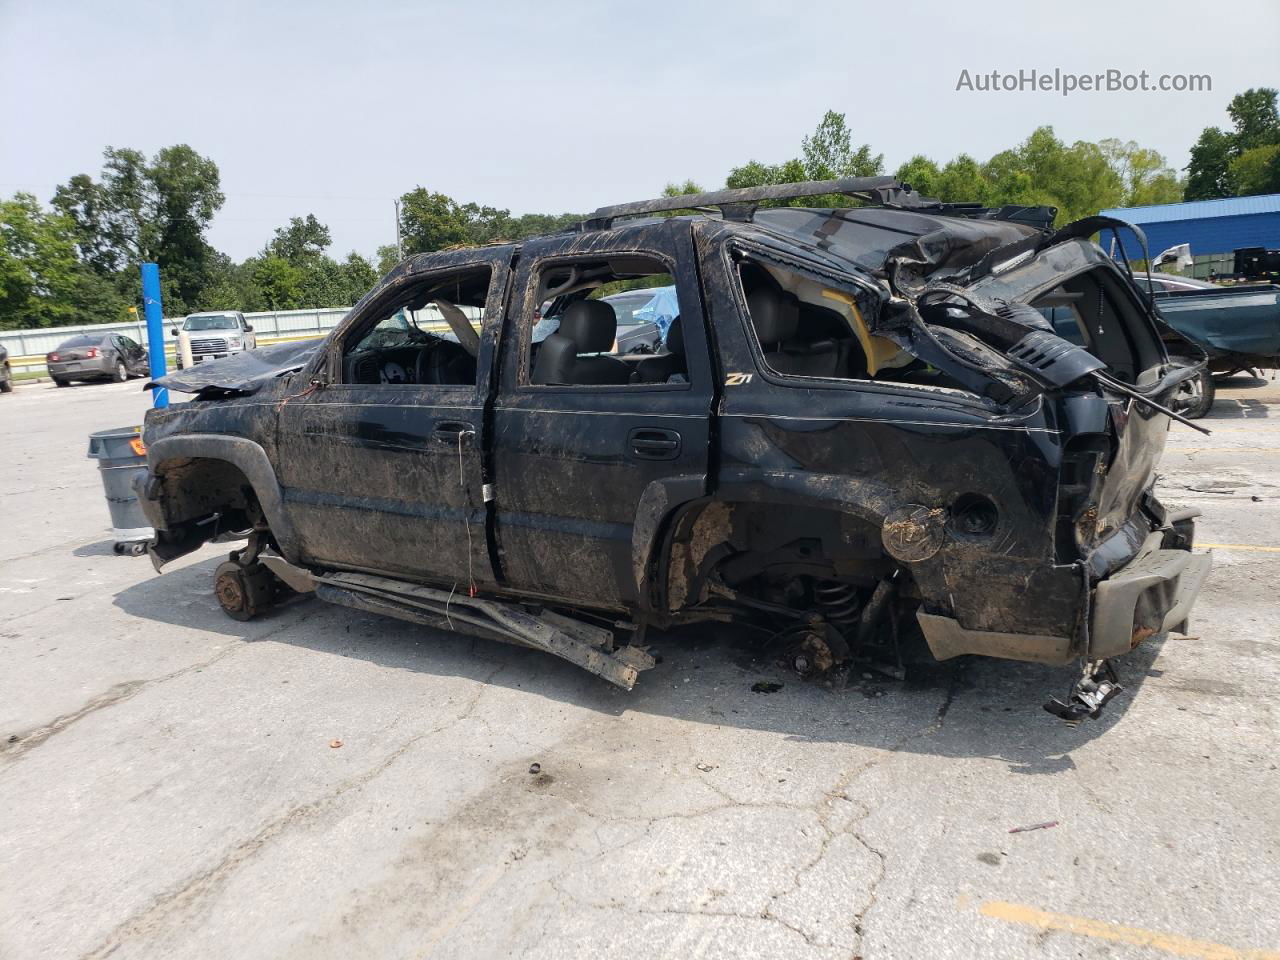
1;375;1278;960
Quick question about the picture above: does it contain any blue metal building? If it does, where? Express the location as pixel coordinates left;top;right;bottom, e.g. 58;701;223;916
1099;193;1280;262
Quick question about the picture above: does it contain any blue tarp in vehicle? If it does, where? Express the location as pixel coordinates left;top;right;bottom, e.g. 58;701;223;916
632;285;679;340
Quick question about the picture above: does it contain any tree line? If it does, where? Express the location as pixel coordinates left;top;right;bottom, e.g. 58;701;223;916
2;88;1275;332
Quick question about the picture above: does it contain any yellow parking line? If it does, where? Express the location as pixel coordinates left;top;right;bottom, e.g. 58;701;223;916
1199;543;1280;553
979;901;1280;959
1166;447;1280;453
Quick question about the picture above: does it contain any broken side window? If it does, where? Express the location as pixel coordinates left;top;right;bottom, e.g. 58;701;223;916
341;266;491;386
1028;267;1163;384
733;257;985;395
525;255;691;387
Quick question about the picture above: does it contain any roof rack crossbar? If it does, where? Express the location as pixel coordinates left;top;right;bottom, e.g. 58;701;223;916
581;176;916;229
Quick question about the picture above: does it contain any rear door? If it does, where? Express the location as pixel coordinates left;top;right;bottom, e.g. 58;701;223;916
274;249;512;586
490;219;715;609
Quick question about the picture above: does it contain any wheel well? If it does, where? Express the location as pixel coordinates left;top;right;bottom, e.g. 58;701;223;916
661;500;893;613
153;456;263;530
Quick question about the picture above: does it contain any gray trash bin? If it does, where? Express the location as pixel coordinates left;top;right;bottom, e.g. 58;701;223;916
87;425;152;555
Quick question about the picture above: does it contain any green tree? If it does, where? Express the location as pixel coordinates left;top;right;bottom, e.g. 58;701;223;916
1230;144;1280;196
653;180;707;218
50;144;225;313
251;256;304;310
269;214;332;263
0;193;125;329
147;145;224;311
503;212;581;238
1184;127;1236;200
727;111;881;208
725;158;808;200
398;189;472;254
338;252;379;304
894;155;941;197
1100;139;1184;207
1184;88;1280;200
397;188;582;253
197;253;265;312
935;155;988;203
1227;87;1280;152
376;243;402;274
801;110;883;180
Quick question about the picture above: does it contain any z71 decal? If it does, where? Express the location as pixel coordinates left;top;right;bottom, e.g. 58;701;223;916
724;372;754;386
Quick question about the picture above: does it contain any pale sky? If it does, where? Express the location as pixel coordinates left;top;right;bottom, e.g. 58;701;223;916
2;0;1276;262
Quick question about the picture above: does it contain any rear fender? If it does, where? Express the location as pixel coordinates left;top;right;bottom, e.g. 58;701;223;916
640;470;918;616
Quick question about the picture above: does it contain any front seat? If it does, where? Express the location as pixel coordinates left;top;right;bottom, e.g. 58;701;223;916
532;300;631;385
747;285;847;378
634;316;686;383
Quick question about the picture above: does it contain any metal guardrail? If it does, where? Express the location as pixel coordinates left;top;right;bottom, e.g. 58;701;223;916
3;304;474;378
1;307;353;376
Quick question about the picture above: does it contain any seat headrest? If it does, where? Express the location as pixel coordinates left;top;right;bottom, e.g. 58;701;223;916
665;316;685;359
560;300;617;353
746;286;799;346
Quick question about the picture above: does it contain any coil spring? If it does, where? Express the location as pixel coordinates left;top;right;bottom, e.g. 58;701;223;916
814;580;860;630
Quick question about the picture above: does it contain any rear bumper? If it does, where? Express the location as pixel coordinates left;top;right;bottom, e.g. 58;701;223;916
47;361;108;379
917;510;1211;665
1088;522;1212;658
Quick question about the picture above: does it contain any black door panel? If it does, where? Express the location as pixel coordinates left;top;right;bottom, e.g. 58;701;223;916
273;249;511;586
491;220;714;609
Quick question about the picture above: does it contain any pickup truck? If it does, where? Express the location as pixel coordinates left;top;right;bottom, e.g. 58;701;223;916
1143;274;1280;416
174;311;257;367
137;177;1211;723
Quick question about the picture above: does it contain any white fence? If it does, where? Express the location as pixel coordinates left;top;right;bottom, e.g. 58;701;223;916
1;307;352;376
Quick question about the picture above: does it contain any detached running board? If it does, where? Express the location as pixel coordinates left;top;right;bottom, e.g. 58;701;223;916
314;571;656;690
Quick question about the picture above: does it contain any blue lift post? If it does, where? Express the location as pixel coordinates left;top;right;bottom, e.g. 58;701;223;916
140;262;168;408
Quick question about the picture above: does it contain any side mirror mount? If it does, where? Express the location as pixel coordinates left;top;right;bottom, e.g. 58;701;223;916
244;324;254;333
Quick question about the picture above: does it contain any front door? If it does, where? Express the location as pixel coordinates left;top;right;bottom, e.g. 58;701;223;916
274;250;511;588
490;219;715;610
116;335;147;374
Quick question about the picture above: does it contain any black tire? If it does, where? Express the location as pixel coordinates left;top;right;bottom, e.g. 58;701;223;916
1182;369;1216;420
53;377;70;388
0;365;12;393
112;360;128;383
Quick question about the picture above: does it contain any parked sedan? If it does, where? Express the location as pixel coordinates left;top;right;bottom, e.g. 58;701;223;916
0;342;13;394
46;333;149;386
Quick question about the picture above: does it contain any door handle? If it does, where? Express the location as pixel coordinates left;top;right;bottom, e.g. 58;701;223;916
433;421;476;444
628;427;681;460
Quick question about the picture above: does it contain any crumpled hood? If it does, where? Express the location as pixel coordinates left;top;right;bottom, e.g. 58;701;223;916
147;339;320;397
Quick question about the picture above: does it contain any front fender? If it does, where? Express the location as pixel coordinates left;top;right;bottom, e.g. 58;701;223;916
141;434;301;565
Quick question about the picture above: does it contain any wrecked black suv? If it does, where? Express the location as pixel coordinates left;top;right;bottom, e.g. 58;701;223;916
138;177;1211;721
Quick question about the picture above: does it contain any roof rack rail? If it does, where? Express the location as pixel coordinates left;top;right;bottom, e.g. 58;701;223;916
579;176;922;230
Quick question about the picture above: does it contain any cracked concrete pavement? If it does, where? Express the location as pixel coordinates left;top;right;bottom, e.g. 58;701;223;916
1;375;1278;959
